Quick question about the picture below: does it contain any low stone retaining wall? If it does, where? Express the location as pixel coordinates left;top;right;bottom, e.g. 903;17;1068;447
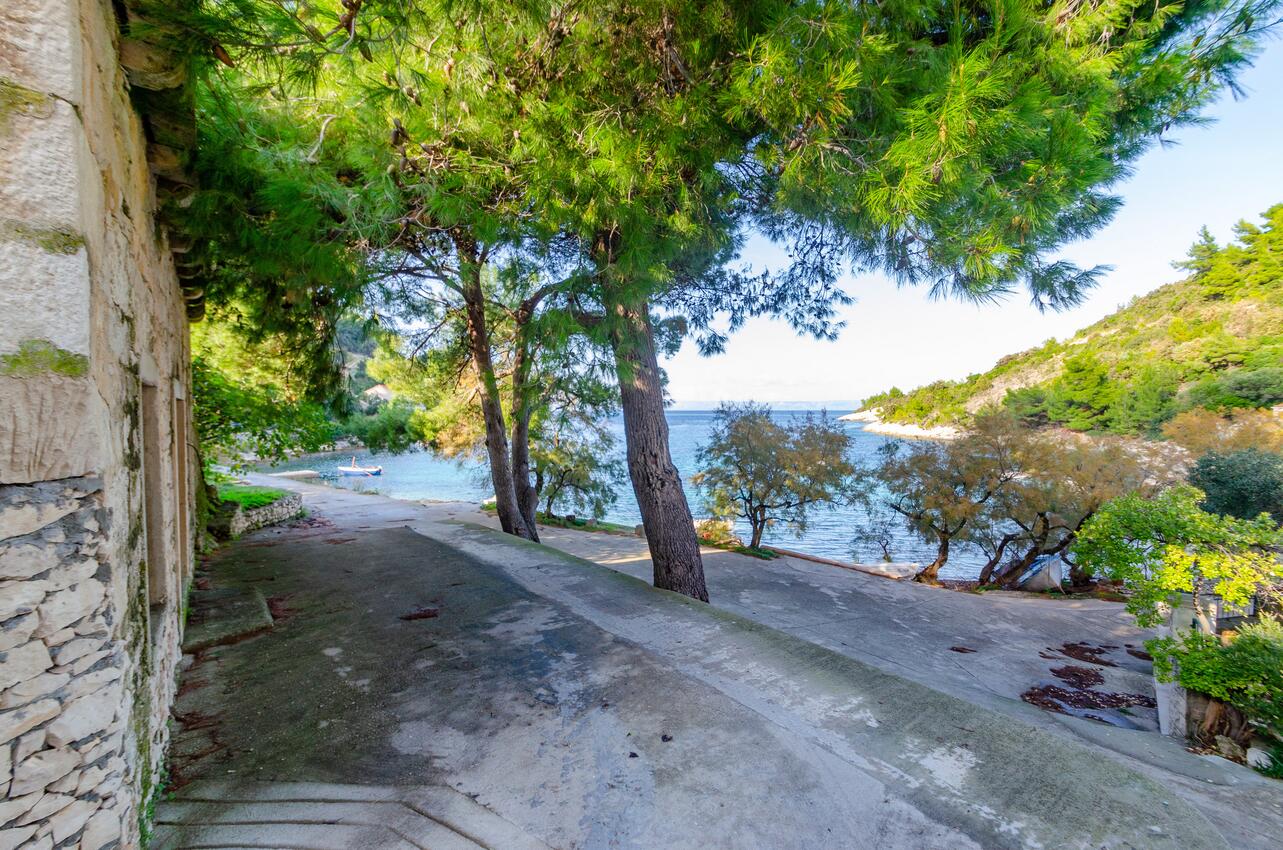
228;493;304;537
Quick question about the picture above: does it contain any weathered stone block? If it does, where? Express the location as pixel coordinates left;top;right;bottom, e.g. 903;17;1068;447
0;790;40;827
61;666;119;703
49;637;99;667
0;484;83;540
39;628;74;648
45;766;77;793
0;699;57;745
0;542;58;581
9;746;77;795
0;583;43;622
31;580;104;639
39;559;98;594
0;613;38;653
47;797;94;842
0;640;51;691
0;377;105;484
44;682;118;747
14;792;73;825
13;730;43;763
0;824;37;850
78;808;118;850
0;670;68;709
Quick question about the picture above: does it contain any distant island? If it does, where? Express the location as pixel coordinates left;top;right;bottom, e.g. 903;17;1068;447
854;205;1283;436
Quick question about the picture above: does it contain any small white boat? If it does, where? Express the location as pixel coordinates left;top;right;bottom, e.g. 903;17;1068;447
337;456;382;477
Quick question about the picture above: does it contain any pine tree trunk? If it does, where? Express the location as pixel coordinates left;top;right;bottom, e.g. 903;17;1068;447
606;295;709;602
457;238;532;541
509;335;540;541
916;533;950;584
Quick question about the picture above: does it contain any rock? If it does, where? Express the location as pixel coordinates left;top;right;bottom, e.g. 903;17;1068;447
62;666;120;702
0;670;69;709
0;640;52;691
1215;735;1246;762
39;558;97;593
0;497;78;541
50;637;100;666
0;583;44;622
0;541;58;581
18;835;52;850
48;797;95;843
40;627;75;647
45;683;119;747
1246;746;1275;770
0;825;37;850
15;791;74;825
0;738;9;787
0;791;41;828
69;648;111;675
79;808;119;850
46;767;78;793
10;747;78;796
0;699;58;745
0;612;38;652
14;730;45;763
32;580;104;639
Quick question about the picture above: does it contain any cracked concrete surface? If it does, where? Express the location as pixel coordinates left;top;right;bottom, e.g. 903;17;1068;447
155;478;1283;849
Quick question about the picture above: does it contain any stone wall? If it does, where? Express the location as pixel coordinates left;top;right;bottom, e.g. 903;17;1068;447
227;494;304;538
1;0;195;847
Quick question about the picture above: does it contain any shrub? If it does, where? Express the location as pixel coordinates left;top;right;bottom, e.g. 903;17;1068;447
1150;617;1283;746
1190;449;1283;522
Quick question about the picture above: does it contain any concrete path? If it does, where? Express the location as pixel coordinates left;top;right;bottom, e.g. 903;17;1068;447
156;479;1282;849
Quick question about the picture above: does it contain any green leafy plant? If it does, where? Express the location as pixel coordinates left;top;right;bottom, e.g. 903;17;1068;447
1073;485;1283;628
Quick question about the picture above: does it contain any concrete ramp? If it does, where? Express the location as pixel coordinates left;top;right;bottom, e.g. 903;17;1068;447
160;481;1237;850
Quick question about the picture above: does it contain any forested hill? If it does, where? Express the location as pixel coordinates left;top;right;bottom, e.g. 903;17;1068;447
861;204;1283;435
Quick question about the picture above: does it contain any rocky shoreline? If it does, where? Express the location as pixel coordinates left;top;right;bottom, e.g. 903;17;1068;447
838;409;959;440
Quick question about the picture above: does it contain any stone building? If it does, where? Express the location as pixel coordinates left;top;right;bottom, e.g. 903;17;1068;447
1;0;201;846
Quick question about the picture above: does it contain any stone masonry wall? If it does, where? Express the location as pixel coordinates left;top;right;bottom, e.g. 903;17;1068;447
227;494;304;538
1;0;194;847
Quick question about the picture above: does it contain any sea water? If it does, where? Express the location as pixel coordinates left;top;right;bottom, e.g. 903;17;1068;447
261;410;987;580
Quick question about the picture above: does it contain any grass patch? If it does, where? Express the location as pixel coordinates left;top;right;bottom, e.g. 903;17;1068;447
216;484;287;510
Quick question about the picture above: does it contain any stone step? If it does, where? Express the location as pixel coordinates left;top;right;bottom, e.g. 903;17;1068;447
153;782;553;850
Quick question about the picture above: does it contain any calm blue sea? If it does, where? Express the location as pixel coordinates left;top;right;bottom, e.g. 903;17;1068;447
261;410;985;579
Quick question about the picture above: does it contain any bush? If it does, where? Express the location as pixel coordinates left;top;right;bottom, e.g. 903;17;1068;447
1190;449;1283;522
1150;617;1283;746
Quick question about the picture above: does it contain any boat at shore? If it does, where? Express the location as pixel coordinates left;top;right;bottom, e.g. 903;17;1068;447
337;456;383;476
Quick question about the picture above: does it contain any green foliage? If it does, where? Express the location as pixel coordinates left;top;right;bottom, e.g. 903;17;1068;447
215;484;286;510
192;355;335;474
534;429;625;521
1047;352;1117;432
864;203;1283;434
342;400;419;455
1150;616;1283;745
1190;449;1283;522
1073;485;1283;627
695;404;854;549
1185;367;1283;411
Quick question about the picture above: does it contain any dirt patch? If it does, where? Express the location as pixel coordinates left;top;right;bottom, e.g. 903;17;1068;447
399;606;440;621
1126;648;1153;662
266;593;297;623
1022;685;1155;713
949;646;977;654
1056;642;1119;667
1050;665;1104;689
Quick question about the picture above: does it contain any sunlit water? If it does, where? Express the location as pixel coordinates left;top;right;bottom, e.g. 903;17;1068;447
261;411;986;580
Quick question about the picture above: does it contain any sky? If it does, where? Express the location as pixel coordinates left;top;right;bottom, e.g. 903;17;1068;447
664;43;1283;410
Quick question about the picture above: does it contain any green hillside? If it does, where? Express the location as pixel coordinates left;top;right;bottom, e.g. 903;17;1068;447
862;204;1283;435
